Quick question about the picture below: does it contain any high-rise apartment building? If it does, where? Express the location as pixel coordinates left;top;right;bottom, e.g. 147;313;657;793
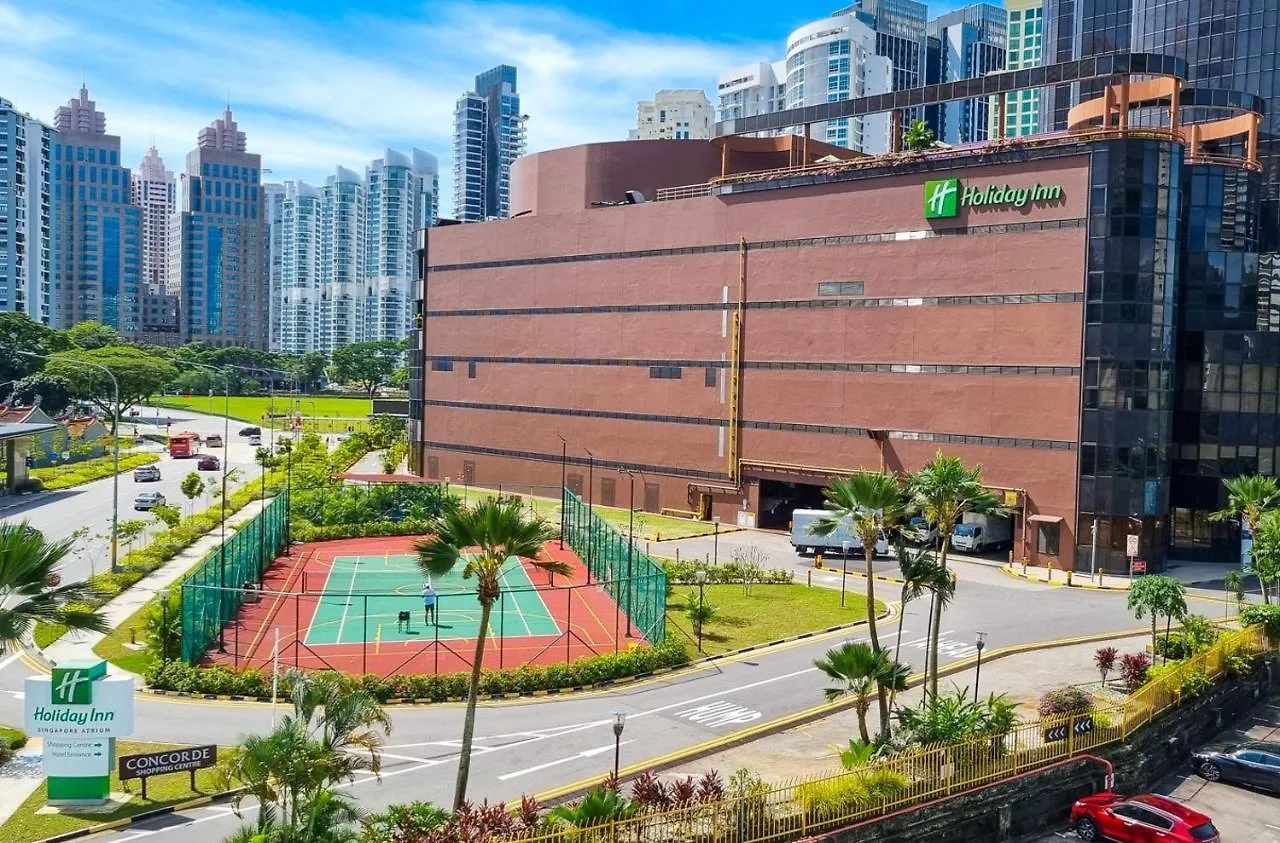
452;65;525;222
717;10;893;152
842;0;929;93
364;148;437;345
131;146;175;289
267;181;321;355
926;4;1007;144
995;0;1044;137
168;109;268;348
631;90;714;140
0;97;56;324
317;166;364;353
51;87;142;334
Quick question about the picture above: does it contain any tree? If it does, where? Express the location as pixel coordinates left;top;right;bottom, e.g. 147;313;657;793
389;366;410;389
0;312;56;382
10;372;73;415
63;321;123;350
287;351;328;393
414;500;568;809
367;414;408;450
151;504;182;530
903;119;936;152
683;590;718;643
181;472;204;515
0;521;108;650
1127;574;1188;658
116;519;147;555
1246;509;1280;604
328;340;402;397
814;641;910;743
892;543;954;709
812;471;907;729
907;452;1005;697
1223;570;1245;618
44;346;178;426
1211;475;1280;575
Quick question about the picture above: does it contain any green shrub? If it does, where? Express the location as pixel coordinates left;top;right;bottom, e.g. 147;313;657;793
1179;669;1213;699
1036;686;1095;718
33;452;160;490
1241;604;1280;640
796;768;910;822
290;519;435;543
0;726;26;766
662;559;793;585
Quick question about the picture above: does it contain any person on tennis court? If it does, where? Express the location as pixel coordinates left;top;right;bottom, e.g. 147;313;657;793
422;581;438;625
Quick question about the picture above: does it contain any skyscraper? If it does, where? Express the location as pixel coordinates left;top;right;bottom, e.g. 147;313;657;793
996;0;1045;137
631;90;714;140
926;4;1007;144
364;148;437;345
0;97;56;324
318;166;364;354
452;65;525;221
169;109;269;348
267;180;321;356
132;146;175;290
51;87;143;334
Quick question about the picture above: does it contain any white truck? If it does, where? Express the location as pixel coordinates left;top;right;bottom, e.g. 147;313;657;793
790;509;889;557
950;513;1013;554
904;515;940;547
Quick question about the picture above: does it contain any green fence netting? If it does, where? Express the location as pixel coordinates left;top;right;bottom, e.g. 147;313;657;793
180;493;289;664
561;488;666;645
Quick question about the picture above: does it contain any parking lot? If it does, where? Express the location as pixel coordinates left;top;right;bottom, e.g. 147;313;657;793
1023;691;1280;841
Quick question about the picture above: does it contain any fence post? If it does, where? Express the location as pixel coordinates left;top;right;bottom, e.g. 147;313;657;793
294;593;300;667
362;596;368;675
566;585;573;663
499;590;506;670
1067;712;1075;757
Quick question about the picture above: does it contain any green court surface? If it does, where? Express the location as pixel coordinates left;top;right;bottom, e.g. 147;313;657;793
303;554;560;646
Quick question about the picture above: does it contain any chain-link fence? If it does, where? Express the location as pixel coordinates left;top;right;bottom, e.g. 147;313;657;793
562;488;667;644
180;493;289;663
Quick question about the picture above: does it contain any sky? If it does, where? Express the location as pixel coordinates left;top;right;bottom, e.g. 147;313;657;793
0;0;961;212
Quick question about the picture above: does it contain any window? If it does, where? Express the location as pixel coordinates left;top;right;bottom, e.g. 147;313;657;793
467;361;477;378
601;477;616;507
704;367;717;387
818;281;864;296
462;460;475;484
649;366;682;379
1037;522;1060;555
430;359;453;372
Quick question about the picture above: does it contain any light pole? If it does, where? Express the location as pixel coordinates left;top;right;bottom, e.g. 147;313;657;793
623;469;636;637
974;631;988;698
612;711;626;780
584;447;595;576
19;351;120;574
160;588;170;665
695;567;707;652
557;434;567;550
712;515;721;567
840;539;851;608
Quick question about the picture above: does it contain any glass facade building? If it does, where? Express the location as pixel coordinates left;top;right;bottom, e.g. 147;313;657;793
452;65;524;222
926;4;1008;144
999;0;1046;137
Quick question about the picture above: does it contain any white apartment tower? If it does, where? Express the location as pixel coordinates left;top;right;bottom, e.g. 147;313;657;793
631;90;714;140
364;148;437;345
131;146;175;290
267;181;321;355
0;97;57;324
318;166;365;354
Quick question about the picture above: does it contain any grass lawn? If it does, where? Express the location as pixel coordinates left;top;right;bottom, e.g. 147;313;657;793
665;583;885;656
457;485;726;541
92;598;154;675
153;395;372;429
30;451;159;490
0;740;231;843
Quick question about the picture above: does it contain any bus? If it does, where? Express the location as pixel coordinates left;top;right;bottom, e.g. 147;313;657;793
168;431;200;458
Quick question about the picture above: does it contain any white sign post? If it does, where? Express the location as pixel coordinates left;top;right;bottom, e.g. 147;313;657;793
1126;534;1140;558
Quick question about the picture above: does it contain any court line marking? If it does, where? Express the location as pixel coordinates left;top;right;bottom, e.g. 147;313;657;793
500;559;534;637
332;557;362;645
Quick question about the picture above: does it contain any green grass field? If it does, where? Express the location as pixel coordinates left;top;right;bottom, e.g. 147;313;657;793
665;584;884;656
0;740;229;843
153;395;373;429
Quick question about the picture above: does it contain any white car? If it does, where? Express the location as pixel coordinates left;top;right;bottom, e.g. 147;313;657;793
248;435;262;446
134;492;167;511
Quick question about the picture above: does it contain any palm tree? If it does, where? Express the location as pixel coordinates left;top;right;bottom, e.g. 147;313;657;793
1246;510;1280;604
892;543;955;709
812;472;907;730
815;641;911;742
907;452;1004;697
902;119;936;152
1211;475;1279;540
415;499;568;809
0;521;107;650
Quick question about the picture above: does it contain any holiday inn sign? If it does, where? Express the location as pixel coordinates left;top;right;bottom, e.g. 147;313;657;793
924;177;1064;219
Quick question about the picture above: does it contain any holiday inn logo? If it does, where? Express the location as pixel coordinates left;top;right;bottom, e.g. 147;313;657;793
51;662;104;705
923;177;1064;219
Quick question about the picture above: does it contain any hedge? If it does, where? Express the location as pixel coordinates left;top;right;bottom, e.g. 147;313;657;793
0;726;26;766
662;560;795;585
1241;603;1280;640
29;451;160;491
290;518;435;543
146;639;691;702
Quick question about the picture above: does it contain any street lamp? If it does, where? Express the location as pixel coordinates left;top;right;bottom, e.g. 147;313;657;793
557;433;567;550
159;588;171;665
974;631;988;698
622;469;637;636
712;515;721;567
612;710;627;779
19;351;120;574
840;540;851;608
695;567;707;653
584;447;595;577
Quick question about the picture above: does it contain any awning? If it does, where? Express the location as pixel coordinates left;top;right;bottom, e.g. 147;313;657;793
1027;514;1065;524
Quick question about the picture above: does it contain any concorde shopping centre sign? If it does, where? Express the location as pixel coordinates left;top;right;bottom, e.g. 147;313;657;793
24;658;135;805
923;176;1064;219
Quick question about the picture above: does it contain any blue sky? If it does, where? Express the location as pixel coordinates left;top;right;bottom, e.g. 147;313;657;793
1;0;961;209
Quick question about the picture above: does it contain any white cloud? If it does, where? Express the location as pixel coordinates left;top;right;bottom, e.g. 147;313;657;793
0;0;770;211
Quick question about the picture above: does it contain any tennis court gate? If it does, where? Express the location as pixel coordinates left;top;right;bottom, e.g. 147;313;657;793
180;493;290;664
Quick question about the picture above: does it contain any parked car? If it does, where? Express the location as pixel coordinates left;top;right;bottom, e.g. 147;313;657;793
248;434;262;446
1192;741;1280;793
205;434;223;448
133;465;161;482
134;492;167;511
197;455;221;471
1070;792;1219;842
239;426;261;437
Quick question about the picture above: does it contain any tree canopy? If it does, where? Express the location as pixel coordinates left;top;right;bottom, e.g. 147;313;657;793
44;346;178;422
328;340;403;397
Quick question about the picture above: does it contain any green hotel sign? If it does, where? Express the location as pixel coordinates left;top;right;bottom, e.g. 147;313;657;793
924;177;1064;219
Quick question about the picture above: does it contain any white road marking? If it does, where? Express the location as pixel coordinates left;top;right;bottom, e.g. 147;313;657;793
0;651;25;672
498;740;635;781
674;700;762;728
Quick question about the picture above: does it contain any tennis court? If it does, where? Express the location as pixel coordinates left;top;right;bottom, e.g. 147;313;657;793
303;554;561;646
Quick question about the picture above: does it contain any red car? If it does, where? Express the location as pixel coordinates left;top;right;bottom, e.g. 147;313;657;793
1071;792;1219;842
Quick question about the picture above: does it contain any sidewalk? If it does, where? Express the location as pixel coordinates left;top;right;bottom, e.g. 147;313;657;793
35;497;272;673
0;738;44;828
662;634;1149;785
1002;559;1249;592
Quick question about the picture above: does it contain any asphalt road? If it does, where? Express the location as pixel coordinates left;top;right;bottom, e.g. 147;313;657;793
0;554;1161;842
0;407;268;585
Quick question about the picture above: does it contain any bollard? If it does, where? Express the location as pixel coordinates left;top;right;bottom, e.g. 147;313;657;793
1066;570;1074;587
807;570;812;587
676;548;680;563
815;553;824;569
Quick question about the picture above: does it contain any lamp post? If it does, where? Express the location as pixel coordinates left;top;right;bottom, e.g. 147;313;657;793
160;588;171;665
557;433;567;550
840;540;851;608
712;515;721;567
584;447;595;575
695;567;707;653
280;437;294;551
974;631;988;698
19;351;120;574
623;469;636;637
612;711;626;780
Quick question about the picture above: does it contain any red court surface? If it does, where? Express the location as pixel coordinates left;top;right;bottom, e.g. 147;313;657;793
208;536;644;677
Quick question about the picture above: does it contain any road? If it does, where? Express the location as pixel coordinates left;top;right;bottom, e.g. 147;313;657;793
0;407;267;585
0;554;1162;842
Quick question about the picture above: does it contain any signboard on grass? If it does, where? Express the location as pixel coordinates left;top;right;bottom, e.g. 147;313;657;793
120;745;217;780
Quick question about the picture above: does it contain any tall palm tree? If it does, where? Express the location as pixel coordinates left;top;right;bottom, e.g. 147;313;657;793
0;521;107;650
815;641;911;742
891;543;956;709
907;452;1004;697
416;499;568;809
1211;475;1280;578
812;472;907;730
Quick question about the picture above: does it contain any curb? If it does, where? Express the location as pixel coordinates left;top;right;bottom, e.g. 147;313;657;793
139;610;895;708
1000;564;1129;592
38;788;244;843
